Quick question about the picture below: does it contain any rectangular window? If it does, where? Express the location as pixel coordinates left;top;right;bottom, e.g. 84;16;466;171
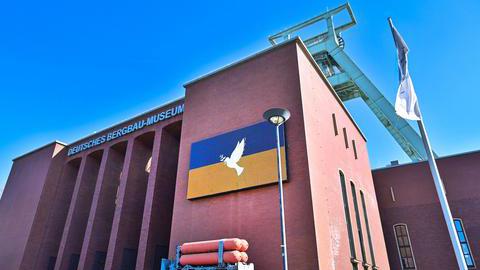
360;191;376;268
340;172;357;269
454;219;475;268
332;113;339;136
343;128;349;148
394;224;416;269
352;140;358;159
351;182;367;267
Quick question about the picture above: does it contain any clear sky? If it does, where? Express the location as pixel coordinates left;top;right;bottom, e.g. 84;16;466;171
1;0;479;196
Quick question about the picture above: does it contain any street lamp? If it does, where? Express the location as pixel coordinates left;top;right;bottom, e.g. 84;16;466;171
263;108;290;270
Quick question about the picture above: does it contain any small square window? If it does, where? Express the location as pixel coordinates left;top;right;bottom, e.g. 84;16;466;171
458;231;466;242
455;220;463;231
465;255;474;266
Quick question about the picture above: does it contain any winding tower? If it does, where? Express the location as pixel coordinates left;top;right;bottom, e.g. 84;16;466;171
269;3;428;161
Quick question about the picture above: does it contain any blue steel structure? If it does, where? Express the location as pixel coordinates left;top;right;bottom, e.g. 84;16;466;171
161;241;254;270
269;3;430;161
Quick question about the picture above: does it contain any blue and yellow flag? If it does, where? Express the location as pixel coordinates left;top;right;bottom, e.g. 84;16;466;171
187;121;287;199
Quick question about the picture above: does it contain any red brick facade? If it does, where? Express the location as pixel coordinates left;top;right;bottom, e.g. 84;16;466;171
373;151;480;270
1;39;392;270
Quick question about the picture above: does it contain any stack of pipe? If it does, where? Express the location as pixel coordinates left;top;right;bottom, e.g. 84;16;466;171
179;238;249;266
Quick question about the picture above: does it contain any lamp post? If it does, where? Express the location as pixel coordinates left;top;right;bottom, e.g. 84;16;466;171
263;108;291;270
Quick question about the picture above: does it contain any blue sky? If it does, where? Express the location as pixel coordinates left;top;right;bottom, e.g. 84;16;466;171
1;0;479;196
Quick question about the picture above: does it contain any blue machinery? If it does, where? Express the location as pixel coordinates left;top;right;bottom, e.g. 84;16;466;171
269;3;430;161
161;241;255;270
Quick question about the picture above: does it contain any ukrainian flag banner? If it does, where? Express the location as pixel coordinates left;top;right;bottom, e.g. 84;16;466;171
187;121;287;199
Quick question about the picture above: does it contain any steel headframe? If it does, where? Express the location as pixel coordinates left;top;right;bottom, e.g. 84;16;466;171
269;2;431;161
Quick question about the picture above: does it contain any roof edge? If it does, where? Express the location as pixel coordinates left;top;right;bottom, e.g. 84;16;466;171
13;96;185;161
13;140;67;161
66;96;185;147
184;37;366;141
372;148;480;172
184;38;300;87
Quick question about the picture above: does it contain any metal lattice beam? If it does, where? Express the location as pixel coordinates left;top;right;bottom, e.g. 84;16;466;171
269;2;431;161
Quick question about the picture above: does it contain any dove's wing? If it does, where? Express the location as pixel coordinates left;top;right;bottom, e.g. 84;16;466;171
229;138;246;163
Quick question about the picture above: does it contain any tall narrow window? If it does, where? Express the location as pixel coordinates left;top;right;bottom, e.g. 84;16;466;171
454;218;475;268
332;113;339;136
343;128;349;148
145;156;152;173
340;171;357;268
115;169;124;206
351;182;367;268
360;191;376;269
394;224;416;269
352;140;358;159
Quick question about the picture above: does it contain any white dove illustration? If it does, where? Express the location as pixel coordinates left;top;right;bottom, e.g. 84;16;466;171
219;138;246;176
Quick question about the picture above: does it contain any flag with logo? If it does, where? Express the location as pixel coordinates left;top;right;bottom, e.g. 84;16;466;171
187;121;287;199
389;18;421;121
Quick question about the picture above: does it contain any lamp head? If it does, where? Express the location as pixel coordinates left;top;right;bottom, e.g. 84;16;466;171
263;108;291;126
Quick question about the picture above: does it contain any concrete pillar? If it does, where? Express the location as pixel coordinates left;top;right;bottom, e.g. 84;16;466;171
55;151;102;270
105;132;153;270
136;123;181;270
34;158;81;270
77;142;127;270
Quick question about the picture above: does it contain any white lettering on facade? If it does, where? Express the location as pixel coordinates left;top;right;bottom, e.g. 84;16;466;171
67;104;184;156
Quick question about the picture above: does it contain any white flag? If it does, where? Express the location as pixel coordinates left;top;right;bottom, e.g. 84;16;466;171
389;18;421;121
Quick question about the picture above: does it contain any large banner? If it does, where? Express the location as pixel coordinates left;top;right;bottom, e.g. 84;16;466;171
187;121;287;199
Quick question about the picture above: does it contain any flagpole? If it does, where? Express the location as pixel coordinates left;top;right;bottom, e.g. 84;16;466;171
387;17;467;269
416;116;468;270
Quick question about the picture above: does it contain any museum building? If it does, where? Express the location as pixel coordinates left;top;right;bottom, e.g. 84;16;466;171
0;38;478;270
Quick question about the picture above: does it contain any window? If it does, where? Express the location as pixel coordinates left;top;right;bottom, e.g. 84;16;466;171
115;185;121;206
351;182;367;267
340;171;357;268
145;156;152;173
360;191;377;268
332;113;339;136
352;140;358;159
394;224;416;269
454;218;475;268
343;128;349;148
